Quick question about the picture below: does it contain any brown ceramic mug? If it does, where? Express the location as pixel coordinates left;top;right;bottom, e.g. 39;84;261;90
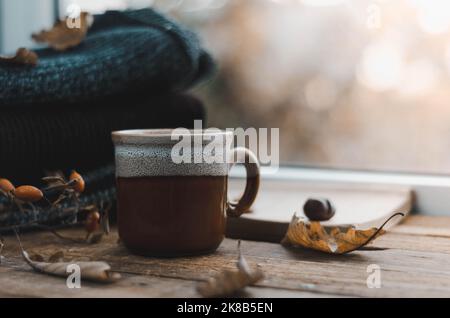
112;129;260;256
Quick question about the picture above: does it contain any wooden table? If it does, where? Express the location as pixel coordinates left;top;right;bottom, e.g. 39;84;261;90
1;215;450;298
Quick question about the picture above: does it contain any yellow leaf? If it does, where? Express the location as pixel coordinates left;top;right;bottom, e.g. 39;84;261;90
282;212;404;254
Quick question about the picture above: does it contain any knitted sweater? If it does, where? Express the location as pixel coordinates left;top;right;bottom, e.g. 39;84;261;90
0;93;205;185
0;9;215;107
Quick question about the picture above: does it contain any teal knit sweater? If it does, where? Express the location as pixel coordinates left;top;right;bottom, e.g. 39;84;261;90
0;8;215;107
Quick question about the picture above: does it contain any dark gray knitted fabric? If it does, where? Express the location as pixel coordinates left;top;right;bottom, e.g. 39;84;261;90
0;8;215;107
0;93;206;185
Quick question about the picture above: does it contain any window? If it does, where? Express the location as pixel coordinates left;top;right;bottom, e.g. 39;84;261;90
55;0;450;176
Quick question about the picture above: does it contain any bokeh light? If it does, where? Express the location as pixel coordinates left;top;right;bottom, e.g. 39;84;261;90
357;41;405;91
408;0;450;34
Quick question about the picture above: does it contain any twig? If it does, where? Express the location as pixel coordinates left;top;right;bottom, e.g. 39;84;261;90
13;227;24;252
100;200;112;235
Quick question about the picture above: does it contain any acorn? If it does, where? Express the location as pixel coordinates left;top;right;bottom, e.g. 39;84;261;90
303;198;336;221
85;211;100;233
69;170;85;193
13;185;44;203
0;178;15;193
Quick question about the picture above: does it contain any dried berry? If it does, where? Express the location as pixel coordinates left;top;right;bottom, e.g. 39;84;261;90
85;211;100;233
69;170;85;193
13;185;44;203
0;178;15;193
303;198;336;221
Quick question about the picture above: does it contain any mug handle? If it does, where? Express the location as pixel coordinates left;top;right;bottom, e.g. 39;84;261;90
226;147;260;217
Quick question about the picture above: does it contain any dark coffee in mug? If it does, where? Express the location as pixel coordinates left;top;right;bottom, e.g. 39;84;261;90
112;129;259;257
117;176;227;256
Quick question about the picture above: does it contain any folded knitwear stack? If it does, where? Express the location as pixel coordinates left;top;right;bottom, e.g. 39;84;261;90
0;9;215;229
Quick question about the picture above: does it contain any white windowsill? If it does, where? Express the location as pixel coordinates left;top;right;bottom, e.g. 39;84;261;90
230;166;450;216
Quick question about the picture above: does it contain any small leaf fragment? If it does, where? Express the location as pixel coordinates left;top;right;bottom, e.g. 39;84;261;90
32;12;93;51
14;230;120;283
197;241;264;297
48;251;65;263
0;48;38;66
29;253;46;262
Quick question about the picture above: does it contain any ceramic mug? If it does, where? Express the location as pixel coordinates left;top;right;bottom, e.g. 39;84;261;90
112;129;260;256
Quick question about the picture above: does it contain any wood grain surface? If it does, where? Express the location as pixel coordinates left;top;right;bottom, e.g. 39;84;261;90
0;215;449;298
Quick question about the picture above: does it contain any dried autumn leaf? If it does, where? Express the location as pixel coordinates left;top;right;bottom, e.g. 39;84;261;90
29;253;46;262
48;251;65;263
197;241;264;297
0;48;38;66
32;12;93;51
282;212;404;255
15;231;120;283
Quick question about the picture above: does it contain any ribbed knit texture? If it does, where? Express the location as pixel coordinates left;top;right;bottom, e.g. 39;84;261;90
0;8;215;107
0;93;206;185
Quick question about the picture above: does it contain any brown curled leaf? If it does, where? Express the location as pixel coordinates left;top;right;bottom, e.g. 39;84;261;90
0;48;38;66
197;241;264;297
14;231;120;283
29;253;46;262
32;12;93;51
48;251;65;263
281;212;404;254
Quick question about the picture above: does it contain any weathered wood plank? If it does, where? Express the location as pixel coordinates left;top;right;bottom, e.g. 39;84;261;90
1;215;450;298
390;215;450;237
0;265;329;298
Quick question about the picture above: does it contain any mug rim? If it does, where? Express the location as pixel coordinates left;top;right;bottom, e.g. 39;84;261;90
112;128;233;144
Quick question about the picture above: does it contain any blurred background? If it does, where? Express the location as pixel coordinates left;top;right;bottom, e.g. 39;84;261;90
2;0;450;174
